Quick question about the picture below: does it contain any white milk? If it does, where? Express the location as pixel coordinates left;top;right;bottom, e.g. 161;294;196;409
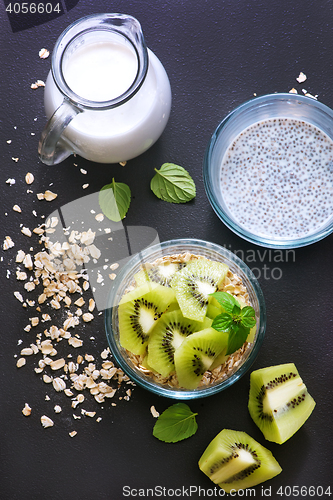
62;41;138;102
44;36;172;163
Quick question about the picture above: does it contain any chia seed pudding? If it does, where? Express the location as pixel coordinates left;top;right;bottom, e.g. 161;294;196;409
221;118;333;239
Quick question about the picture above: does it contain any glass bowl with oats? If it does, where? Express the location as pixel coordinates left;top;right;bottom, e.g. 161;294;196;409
105;239;266;399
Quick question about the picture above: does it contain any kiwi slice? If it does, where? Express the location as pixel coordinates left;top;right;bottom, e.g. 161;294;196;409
248;363;316;444
209;348;228;371
174;327;229;389
146;310;211;378
199;429;282;493
140;355;157;373
134;262;186;287
118;283;176;356
170;259;229;322
206;302;222;320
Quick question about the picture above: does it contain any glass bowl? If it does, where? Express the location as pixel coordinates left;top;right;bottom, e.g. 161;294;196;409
203;93;333;249
105;238;266;399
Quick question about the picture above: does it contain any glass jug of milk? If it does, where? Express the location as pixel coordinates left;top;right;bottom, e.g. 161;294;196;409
38;13;172;165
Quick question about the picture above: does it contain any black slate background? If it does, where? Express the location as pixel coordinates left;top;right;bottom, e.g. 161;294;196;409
0;1;332;499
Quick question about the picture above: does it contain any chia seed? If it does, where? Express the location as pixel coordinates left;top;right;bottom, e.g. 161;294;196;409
220;118;333;239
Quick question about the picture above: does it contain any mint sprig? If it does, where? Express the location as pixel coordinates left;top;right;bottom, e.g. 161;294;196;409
210;292;256;355
152;403;198;443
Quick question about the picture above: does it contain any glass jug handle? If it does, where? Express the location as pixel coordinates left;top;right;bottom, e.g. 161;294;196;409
38;99;82;165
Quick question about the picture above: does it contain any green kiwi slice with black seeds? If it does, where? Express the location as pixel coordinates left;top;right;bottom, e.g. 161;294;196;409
199;429;282;492
248;362;316;444
146;309;211;378
118;283;176;356
174;327;229;389
170;259;229;322
134;262;186;287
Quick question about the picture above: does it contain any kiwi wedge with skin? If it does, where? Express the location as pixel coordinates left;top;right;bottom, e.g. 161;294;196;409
199;429;282;493
118;283;176;356
170;259;229;322
147;310;212;378
174;327;229;389
248;363;316;444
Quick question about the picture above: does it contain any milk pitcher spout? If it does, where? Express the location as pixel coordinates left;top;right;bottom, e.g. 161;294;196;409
38;13;172;165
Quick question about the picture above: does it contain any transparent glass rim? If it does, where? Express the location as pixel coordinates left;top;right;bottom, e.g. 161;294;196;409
104;238;266;399
51;13;148;110
203;93;333;249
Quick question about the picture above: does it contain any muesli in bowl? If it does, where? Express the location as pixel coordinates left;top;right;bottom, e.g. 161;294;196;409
105;239;266;399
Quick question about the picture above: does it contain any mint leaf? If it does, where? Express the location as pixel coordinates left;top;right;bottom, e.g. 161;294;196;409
153;403;198;443
240;306;256;329
150;163;196;203
211;294;256;355
210;291;238;314
212;313;234;332
231;304;241;319
227;324;249;355
99;179;131;222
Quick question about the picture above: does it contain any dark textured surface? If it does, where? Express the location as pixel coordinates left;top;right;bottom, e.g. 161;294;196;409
0;1;332;499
